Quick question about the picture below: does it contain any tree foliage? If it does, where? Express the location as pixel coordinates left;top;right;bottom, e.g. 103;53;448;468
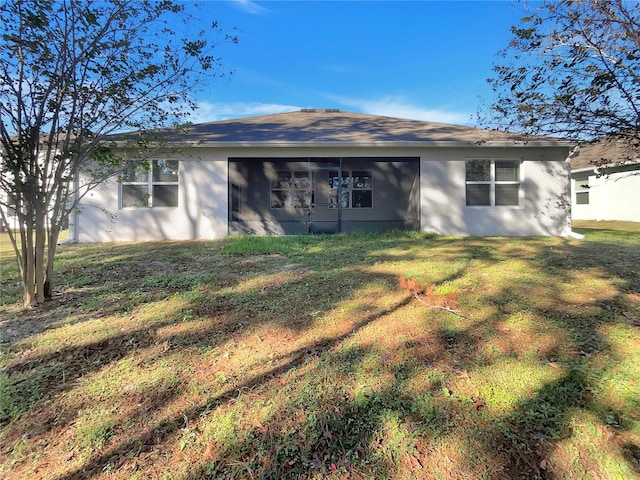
0;0;236;306
483;0;639;155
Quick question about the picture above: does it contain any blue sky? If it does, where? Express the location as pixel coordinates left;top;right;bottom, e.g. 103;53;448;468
188;1;528;125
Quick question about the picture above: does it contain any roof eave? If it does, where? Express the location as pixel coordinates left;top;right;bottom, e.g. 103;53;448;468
571;160;640;173
117;140;575;149
571;167;597;173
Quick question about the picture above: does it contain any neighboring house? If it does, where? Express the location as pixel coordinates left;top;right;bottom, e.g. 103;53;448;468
0;143;71;234
571;138;640;222
0;190;18;232
71;109;576;241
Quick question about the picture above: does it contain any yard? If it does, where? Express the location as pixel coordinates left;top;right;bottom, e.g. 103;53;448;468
1;222;639;479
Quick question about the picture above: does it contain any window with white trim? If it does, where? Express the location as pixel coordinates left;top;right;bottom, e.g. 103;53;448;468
329;170;373;208
575;187;589;205
121;159;179;208
270;171;314;209
465;159;520;207
574;179;590;205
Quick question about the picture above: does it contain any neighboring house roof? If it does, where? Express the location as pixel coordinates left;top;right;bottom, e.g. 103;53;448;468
122;109;572;148
572;136;640;172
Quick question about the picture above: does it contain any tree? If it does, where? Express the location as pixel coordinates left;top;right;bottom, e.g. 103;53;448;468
482;0;640;159
0;0;236;306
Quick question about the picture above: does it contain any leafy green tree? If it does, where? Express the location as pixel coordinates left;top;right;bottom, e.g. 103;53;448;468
0;0;236;306
483;0;639;156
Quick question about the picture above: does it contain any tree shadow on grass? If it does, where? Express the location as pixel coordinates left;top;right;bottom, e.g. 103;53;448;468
50;292;417;480
442;238;640;478
3;235;467;478
2;233;639;479
2;240;399;426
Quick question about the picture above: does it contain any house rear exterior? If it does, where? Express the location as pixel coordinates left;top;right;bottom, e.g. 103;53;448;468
72;110;575;241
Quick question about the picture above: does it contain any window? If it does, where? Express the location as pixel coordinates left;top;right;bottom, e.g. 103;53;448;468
575;183;590;205
121;159;179;208
465;159;520;207
329;170;373;208
575;191;589;205
270;171;314;209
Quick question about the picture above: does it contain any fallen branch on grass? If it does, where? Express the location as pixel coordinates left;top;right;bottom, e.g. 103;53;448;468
398;276;467;318
409;289;467;318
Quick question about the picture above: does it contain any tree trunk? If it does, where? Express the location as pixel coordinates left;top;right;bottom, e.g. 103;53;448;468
22;223;36;307
45;224;61;298
34;203;46;304
0;208;26;302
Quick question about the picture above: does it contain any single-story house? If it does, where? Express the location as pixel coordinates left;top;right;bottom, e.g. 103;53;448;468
71;109;577;241
571;138;640;222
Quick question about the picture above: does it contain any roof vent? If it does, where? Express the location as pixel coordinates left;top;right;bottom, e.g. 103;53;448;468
300;108;340;113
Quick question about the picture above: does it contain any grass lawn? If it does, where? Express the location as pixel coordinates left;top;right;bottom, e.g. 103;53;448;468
1;223;639;479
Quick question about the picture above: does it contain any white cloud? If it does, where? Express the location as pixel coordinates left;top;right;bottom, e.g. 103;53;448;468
328;95;472;125
229;0;270;15
178;97;472;125
186;101;300;123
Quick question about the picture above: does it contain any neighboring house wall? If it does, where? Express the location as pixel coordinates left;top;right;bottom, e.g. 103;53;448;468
571;164;640;222
0;189;17;232
74;145;571;241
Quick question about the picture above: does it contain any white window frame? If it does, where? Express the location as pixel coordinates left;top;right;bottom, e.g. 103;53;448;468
574;180;590;205
465;159;522;207
120;159;179;209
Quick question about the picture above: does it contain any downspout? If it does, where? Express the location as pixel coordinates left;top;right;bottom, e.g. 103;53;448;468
594;166;606;221
61;169;80;243
566;145;585;239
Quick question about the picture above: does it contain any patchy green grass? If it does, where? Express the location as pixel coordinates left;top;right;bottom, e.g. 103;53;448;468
573;220;640;246
0;223;639;479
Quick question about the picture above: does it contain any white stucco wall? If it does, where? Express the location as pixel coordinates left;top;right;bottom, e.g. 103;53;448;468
571;167;640;222
75;149;229;242
420;147;571;236
73;145;572;241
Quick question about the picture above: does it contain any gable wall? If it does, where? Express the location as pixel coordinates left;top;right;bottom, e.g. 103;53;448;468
74;145;571;242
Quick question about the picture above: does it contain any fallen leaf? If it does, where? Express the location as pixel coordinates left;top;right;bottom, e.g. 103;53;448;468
407;453;423;468
540;459;547;470
471;395;486;412
252;421;268;434
445;365;469;378
381;352;392;366
600;425;616;442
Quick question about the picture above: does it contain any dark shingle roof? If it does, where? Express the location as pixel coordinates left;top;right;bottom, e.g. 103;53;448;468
141;109;571;146
572;137;640;171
